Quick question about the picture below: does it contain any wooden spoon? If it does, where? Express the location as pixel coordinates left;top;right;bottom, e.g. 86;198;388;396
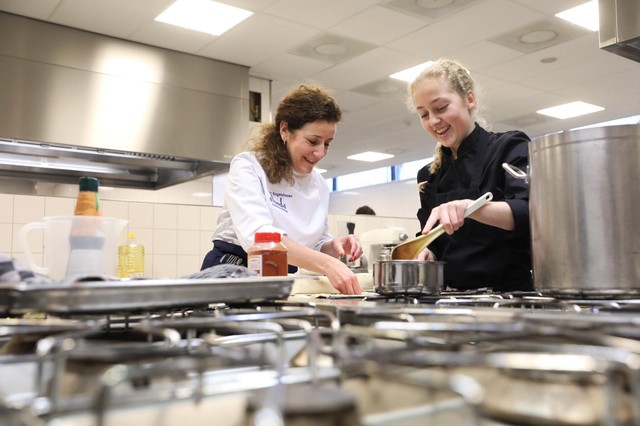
390;192;493;260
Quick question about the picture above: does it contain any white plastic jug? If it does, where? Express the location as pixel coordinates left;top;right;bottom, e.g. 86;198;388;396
20;216;128;280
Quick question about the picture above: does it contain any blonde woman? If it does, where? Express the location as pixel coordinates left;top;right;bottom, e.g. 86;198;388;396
202;84;363;294
410;59;532;292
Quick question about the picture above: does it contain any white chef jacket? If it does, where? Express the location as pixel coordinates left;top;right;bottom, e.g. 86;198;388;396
213;152;333;252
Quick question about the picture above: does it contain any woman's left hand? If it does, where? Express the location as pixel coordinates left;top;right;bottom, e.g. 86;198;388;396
328;235;363;262
423;199;471;235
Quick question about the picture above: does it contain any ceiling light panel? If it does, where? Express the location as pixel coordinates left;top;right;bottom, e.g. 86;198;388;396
347;151;395;162
537;101;604;119
390;61;434;82
555;1;599;32
155;0;253;36
385;0;476;20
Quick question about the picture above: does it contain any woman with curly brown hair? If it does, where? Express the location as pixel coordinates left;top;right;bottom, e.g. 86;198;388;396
202;84;363;294
411;59;533;292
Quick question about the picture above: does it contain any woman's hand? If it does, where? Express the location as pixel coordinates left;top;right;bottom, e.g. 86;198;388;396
326;235;364;262
423;199;514;234
283;235;363;295
416;247;436;261
324;257;362;294
320;236;363;294
422;199;472;235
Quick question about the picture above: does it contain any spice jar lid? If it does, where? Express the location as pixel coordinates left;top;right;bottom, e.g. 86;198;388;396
255;232;281;243
79;176;99;192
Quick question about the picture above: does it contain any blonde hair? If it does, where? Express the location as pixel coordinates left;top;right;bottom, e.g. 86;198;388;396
408;59;483;179
250;84;342;184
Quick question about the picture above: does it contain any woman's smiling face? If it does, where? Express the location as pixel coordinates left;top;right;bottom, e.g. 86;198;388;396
281;119;336;175
412;76;476;155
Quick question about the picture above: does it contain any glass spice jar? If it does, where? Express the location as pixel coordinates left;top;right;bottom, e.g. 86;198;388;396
247;232;288;276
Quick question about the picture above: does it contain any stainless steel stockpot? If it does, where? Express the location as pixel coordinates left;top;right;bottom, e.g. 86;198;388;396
373;260;444;295
511;124;640;293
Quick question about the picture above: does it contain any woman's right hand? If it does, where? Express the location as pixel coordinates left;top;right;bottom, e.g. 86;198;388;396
282;235;362;295
325;257;362;295
416;247;436;261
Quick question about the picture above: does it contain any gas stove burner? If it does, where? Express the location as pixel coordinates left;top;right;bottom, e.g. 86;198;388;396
374;289;516;305
540;288;640;300
381;293;440;305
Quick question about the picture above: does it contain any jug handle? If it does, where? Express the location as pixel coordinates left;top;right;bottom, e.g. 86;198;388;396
19;222;49;276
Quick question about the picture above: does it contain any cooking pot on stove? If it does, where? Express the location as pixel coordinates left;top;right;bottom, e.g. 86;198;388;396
373;260;444;295
504;124;640;294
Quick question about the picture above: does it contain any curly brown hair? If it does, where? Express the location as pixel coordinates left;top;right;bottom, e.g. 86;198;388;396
250;84;342;184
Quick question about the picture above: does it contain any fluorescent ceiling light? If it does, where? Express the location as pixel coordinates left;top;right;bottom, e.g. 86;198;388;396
347;151;395;162
555;1;598;32
314;167;327;174
390;61;434;82
537;101;604;119
155;0;253;36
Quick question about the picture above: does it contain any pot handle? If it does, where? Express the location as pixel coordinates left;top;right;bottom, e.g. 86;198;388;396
502;163;528;182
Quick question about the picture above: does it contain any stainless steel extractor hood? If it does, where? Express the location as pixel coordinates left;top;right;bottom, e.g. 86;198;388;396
599;0;640;63
0;12;250;189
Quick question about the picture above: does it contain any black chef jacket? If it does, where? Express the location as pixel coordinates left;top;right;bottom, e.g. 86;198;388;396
416;123;533;292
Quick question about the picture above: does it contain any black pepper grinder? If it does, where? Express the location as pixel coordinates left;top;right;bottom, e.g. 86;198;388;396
346;222;355;235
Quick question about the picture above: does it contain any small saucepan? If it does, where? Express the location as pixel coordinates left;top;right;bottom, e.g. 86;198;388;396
373;260;444;295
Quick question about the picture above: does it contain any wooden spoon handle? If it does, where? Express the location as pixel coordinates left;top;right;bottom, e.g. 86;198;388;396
416;192;492;252
464;192;493;218
390;192;493;260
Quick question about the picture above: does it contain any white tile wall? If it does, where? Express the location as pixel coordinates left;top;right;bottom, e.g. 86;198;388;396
153;254;177;278
102;200;129;222
200;230;214;256
177;205;200;231
177;230;201;255
44;197;75;217
153;229;178;255
199;206;218;231
128;202;154;228
0;223;11;253
154;204;178;229
177;255;201;277
13;195;44;224
0;194;14;223
2;193;416;278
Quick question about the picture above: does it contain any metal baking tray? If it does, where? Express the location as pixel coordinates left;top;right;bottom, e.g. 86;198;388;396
0;276;294;314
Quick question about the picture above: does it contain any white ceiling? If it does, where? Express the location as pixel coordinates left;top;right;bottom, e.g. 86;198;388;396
1;0;639;179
